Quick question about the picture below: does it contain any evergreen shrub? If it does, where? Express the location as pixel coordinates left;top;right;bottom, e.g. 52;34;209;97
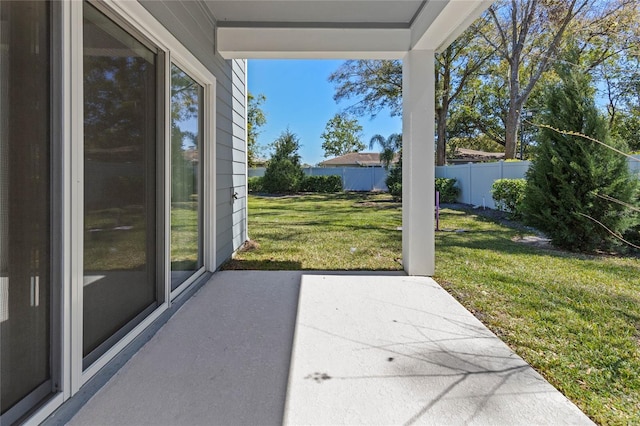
385;150;402;200
262;130;305;194
522;58;638;251
386;168;402;199
435;178;460;203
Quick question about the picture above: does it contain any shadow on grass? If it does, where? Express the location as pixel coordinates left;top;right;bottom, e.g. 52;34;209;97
221;259;303;271
438;231;640;277
221;258;405;272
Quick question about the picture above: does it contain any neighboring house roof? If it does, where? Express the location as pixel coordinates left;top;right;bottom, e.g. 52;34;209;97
448;148;505;164
319;152;399;167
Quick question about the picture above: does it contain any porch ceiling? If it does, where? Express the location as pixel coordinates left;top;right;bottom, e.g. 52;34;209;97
210;0;493;59
207;0;426;25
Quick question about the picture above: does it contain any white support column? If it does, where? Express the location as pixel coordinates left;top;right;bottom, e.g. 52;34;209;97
402;49;435;276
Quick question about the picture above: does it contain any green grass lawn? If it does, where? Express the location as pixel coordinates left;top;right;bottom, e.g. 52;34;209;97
434;208;640;425
227;193;640;424
224;193;403;270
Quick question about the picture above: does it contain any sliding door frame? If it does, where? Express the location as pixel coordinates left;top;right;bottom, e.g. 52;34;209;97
63;0;217;401
7;1;218;423
168;56;215;300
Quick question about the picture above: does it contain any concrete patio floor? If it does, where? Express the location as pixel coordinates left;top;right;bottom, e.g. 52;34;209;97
65;271;594;425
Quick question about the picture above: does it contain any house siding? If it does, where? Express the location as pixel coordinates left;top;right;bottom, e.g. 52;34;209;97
139;1;248;269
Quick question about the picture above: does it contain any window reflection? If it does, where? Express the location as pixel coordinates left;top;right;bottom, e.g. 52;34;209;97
83;3;158;365
0;1;52;419
171;64;203;290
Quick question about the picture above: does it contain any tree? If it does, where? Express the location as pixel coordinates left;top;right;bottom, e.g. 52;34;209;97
262;129;305;193
477;0;596;159
369;133;401;170
247;92;267;167
569;0;640;150
328;40;491;166
320;113;365;157
612;110;640;152
522;57;638;251
328;60;402;118
434;21;493;165
477;0;639;159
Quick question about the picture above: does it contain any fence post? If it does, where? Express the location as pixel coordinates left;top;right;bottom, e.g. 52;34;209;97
371;166;375;191
467;162;472;204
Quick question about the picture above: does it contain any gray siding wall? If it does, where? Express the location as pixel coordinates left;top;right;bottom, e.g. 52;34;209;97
139;1;247;269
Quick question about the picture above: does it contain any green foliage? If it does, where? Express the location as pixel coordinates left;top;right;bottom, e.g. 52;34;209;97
328;60;402;117
248;176;263;193
370;133;401;169
321;113;365;157
385;149;402;200
523;60;639;252
611;110;640;152
247;92;267;167
491;179;526;218
300;175;343;193
262;130;305;194
624;223;640;249
435;178;460;203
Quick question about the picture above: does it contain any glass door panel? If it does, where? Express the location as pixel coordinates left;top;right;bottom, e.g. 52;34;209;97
170;64;203;291
0;1;53;422
82;3;158;367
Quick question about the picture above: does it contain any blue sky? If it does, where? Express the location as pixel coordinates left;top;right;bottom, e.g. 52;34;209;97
247;59;401;166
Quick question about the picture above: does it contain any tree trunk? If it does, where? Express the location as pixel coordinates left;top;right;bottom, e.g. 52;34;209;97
505;57;522;159
504;107;520;159
436;104;448;166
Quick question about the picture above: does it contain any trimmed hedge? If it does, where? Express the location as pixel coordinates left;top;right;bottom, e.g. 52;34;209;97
249;175;342;194
300;175;342;193
435;178;460;203
492;178;526;218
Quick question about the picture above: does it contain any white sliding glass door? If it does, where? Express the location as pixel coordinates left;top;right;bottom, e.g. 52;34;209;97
82;2;161;368
0;1;55;423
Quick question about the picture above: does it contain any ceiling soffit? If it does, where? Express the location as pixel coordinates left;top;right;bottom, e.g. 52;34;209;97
210;0;492;59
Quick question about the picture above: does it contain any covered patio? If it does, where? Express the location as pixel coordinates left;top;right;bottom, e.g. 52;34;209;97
4;1;600;424
56;271;592;425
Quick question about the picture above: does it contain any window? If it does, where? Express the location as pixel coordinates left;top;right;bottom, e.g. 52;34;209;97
0;1;54;423
82;2;161;368
170;64;204;291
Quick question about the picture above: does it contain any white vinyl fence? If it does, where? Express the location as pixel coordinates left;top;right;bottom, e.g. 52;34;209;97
435;161;530;209
436;155;640;209
249;155;640;206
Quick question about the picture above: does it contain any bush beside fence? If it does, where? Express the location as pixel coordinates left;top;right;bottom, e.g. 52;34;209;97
248;175;343;194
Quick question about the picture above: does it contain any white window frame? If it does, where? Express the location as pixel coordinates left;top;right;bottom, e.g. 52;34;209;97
39;0;219;418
